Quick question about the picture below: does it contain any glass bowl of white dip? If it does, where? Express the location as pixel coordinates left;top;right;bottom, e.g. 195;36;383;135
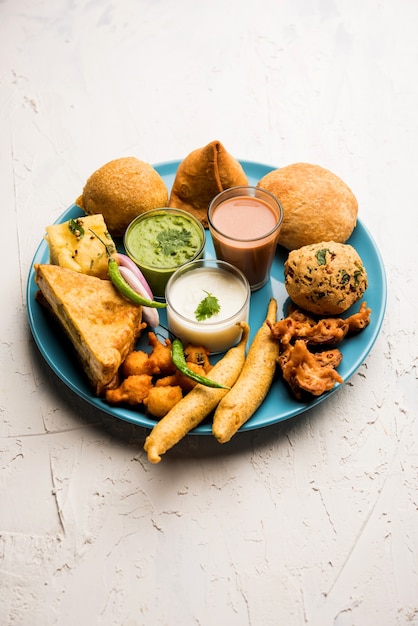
165;259;250;354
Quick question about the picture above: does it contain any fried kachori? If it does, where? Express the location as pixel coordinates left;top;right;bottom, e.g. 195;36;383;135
76;157;169;237
257;162;358;250
284;240;368;315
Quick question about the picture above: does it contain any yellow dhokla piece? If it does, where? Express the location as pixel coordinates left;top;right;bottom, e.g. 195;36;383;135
45;214;116;279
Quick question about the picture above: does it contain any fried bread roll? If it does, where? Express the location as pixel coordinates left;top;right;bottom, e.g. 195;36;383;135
168;140;248;227
76;157;168;237
257;163;358;250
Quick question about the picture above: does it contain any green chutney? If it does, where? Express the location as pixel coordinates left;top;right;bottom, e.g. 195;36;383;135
124;208;205;298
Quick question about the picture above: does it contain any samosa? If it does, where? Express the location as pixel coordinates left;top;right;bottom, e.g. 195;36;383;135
168;140;248;227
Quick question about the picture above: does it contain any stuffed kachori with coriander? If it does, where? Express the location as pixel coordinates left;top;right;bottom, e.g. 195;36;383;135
284;241;368;315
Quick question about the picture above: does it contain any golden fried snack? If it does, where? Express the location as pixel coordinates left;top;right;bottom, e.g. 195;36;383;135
147;332;176;376
345;301;372;332
143;322;250;463
279;340;343;400
156;362;210;393
284;241;368;315
268;302;371;346
268;302;371;401
183;344;212;372
143;385;183;419
121;333;175;379
121;349;159;377
212;299;279;444
34;264;145;396
257;163;358;250
168;140;248;227
105;374;153;405
268;316;349;346
76;157;168;237
304;319;350;344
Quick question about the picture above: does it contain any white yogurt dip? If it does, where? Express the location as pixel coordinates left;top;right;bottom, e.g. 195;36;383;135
165;260;250;353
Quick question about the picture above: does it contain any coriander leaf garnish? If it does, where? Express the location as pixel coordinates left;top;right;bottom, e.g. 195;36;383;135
340;269;350;284
69;218;85;239
195;291;221;321
156;227;192;256
315;247;331;266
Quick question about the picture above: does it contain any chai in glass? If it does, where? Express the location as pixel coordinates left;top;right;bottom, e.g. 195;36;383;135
208;186;283;290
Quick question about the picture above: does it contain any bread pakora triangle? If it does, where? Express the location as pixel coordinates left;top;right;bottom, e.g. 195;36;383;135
168;140;248;227
34;264;145;396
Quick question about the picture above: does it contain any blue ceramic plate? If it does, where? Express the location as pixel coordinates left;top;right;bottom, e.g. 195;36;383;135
26;160;387;433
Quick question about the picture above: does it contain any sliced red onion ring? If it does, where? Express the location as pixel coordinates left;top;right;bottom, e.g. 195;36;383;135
118;265;160;327
116;253;153;299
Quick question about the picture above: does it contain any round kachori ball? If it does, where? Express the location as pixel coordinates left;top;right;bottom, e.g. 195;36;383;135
258;163;358;250
76;157;169;237
284;241;368;315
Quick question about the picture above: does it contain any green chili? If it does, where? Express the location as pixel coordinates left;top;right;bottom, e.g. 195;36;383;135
107;258;166;309
89;228;165;309
171;338;230;389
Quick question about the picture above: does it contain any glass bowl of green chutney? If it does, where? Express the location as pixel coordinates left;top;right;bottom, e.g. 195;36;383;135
124;208;206;299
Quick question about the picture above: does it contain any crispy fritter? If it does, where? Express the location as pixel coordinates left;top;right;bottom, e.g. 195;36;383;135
268;302;371;346
280;340;343;400
345;301;372;332
106;335;215;413
269;302;371;401
303;318;349;344
155;362;210;393
147;332;176;376
143;385;183;419
122;332;177;379
122;349;159;377
183;344;212;372
105;374;153;405
268;314;349;346
212;300;279;444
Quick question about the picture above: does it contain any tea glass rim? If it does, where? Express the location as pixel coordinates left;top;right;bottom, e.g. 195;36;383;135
207;185;284;243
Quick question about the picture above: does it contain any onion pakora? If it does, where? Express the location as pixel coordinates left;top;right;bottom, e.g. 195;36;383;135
268;302;371;400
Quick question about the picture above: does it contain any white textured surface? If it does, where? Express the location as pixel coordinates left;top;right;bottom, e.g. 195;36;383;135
1;0;418;624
